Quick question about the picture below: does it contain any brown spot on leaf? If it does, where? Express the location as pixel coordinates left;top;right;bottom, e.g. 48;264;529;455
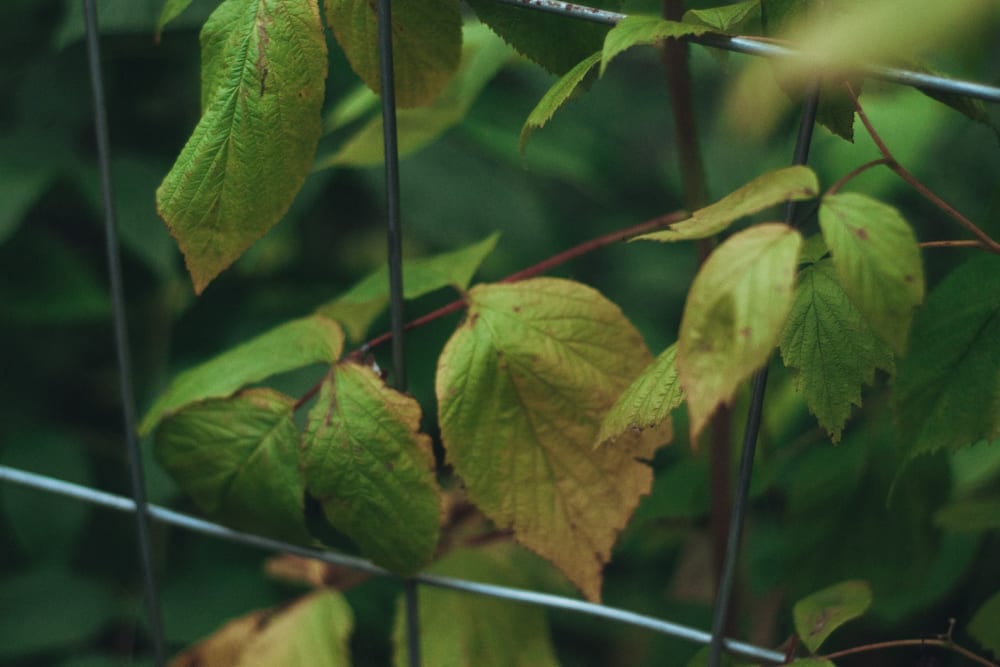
855;227;869;240
739;326;752;338
513;305;521;313
904;274;915;283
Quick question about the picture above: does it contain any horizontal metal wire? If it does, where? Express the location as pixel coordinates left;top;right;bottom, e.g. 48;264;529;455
490;0;1000;104
0;464;785;665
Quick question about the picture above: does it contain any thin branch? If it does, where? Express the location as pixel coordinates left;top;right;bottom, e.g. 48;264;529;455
845;83;1000;254
920;240;988;249
826;158;891;196
820;638;999;667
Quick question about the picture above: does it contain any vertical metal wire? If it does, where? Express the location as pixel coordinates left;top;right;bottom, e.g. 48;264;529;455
707;84;821;667
375;0;420;665
82;1;166;664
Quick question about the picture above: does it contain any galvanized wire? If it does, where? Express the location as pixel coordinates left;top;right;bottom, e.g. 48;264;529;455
81;2;166;664
490;0;1000;103
0;465;787;665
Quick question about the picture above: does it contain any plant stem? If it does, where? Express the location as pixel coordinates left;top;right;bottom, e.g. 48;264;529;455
845;84;1000;254
826;158;891;196
920;240;988;249
820;638;999;667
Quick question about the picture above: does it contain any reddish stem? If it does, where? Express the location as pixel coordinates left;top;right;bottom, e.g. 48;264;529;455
820;638;998;667
920;240;987;249
845;83;1000;255
826;158;891;196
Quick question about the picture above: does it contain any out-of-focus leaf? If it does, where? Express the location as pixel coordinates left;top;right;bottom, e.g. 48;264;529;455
169;591;353;667
391;545;560;666
686;646;760;666
779;260;894;441
325;0;461;109
911;63;1000;141
317;24;511;168
892;254;999;458
596;342;682;447
0;430;92;561
141;314;343;433
0;568;119;661
819;193;923;353
635;166;818;243
0;135;57;244
317;233;499;341
437;278;659;601
520;52;601;154
969;590;1000;658
154;388;309;542
794;580;872;652
934;496;1000;532
56;0;215;46
302;362;441;574
678;224;801;440
600;16;711;77
157;0;198;37
467;0;623;74
684;1;760;33
157;0;327;293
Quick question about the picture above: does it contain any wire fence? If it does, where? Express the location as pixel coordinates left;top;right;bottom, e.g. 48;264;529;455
3;1;1000;666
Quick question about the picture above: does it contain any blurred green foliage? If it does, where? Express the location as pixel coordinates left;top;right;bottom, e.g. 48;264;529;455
2;0;999;665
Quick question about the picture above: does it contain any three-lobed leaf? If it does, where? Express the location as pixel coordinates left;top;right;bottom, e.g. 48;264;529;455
678;224;802;441
436;278;661;601
779;259;894;441
892;254;1000;458
140;314;344;434
819;193;923;353
302;362;441;575
168;590;353;667
325;0;462;109
391;545;560;667
793;579;873;652
635;166;818;243
596;342;682;448
157;0;328;293
154;388;309;542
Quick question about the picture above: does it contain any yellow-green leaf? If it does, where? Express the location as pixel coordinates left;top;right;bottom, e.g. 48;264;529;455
325;0;461;109
684;1;760;33
819;193;924;353
679;224;802;441
317;233;499;341
520;51;601;154
140;315;344;434
596;342;682;448
156;0;196;37
318;24;512;167
157;0;327;293
168;590;353;667
634;166;818;243
969;590;1000;658
601;16;711;77
392;545;560;667
302;362;441;575
793;580;872;652
779;260;894;442
154;388;309;542
436;278;659;601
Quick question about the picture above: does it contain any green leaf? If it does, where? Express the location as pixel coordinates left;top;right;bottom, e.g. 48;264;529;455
141;314;344;434
934;495;1000;532
893;254;1000;458
684;1;760;33
437;278;660;601
156;0;196;37
154;388;309;542
317;24;511;168
302;362;441;575
317;233;499;341
520;51;601;154
912;63;1000;141
157;0;327;293
819;193;924;353
467;0;623;75
169;590;353;667
969;590;1000;658
601;16;711;77
325;0;461;109
0;568;120;661
678;224;802;440
634;166;818;243
793;580;872;652
779;260;894;441
392;545;560;667
798;234;828;265
596;342;682;447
